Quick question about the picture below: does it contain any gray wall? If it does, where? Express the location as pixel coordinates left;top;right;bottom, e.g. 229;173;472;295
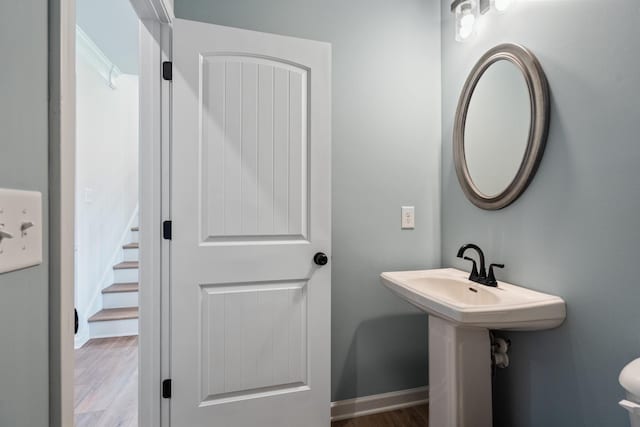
174;0;442;401
0;1;50;426
441;0;640;425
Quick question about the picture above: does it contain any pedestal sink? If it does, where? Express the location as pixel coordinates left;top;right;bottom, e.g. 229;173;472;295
380;268;566;427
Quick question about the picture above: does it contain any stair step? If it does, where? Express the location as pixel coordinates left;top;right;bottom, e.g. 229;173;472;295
88;307;138;322
113;261;138;270
103;289;138;309
123;247;139;262
123;242;139;249
131;226;139;232
102;283;138;294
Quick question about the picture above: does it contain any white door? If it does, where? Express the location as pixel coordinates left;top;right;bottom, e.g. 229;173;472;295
171;19;331;427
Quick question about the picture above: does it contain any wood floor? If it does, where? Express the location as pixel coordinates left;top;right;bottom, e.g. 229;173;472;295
74;336;426;427
74;336;138;427
332;405;429;427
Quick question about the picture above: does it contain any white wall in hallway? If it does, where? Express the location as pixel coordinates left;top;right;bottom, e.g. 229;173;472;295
75;42;139;346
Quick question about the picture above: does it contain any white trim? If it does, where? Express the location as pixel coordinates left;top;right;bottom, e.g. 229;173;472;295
130;0;173;23
138;18;171;427
89;318;139;339
74;320;91;350
49;0;76;425
330;387;429;422
159;22;172;426
75;25;121;88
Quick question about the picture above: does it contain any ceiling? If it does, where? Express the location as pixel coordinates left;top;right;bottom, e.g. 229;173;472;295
77;0;139;74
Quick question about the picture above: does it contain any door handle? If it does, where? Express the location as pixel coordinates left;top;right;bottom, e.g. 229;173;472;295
313;252;328;266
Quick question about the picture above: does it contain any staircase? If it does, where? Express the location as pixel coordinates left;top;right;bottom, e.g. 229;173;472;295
88;226;139;338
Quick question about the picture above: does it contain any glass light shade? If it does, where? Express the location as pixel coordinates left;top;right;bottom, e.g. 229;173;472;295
455;0;479;42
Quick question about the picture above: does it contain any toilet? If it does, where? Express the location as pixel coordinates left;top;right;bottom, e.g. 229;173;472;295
620;358;640;427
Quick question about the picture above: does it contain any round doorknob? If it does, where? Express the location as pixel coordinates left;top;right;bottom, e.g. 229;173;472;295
313;252;328;266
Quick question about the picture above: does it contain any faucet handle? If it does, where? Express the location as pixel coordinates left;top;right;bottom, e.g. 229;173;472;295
463;256;480;281
487;263;505;287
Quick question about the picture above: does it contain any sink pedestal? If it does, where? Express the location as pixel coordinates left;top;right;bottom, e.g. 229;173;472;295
428;316;492;427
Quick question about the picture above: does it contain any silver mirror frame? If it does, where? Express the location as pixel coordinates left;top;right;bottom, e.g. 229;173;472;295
453;43;550;210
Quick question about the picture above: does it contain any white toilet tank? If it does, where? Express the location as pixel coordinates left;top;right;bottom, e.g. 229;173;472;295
620;358;640;427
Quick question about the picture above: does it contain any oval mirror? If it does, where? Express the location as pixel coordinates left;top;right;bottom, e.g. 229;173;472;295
453;43;550;210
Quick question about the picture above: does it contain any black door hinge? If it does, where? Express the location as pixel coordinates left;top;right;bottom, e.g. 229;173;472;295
162;379;172;398
162;61;172;81
163;220;172;240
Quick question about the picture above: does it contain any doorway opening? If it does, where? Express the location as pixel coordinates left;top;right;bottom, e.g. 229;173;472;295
73;0;141;425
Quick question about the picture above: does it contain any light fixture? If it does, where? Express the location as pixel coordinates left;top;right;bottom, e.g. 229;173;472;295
451;0;490;42
452;0;477;42
451;0;516;41
494;0;515;12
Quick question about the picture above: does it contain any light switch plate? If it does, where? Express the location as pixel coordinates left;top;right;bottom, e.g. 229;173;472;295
401;206;415;229
0;189;43;274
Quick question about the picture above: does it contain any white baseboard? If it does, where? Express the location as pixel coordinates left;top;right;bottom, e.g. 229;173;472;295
330;386;429;421
89;318;139;339
74;328;90;349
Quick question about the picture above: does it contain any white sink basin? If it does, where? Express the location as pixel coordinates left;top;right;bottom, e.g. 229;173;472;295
381;267;566;427
381;268;566;330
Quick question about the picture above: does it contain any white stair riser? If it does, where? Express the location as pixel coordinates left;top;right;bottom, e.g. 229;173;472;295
131;230;139;241
90;318;138;339
103;291;139;309
114;268;139;283
123;247;139;262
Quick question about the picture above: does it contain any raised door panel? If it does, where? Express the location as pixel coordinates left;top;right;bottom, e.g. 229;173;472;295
200;55;308;243
200;281;308;404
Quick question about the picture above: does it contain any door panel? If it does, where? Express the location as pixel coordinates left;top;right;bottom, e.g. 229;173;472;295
171;19;331;427
200;281;307;401
200;55;308;242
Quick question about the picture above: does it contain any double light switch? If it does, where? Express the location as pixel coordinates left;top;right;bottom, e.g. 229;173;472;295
0;189;43;274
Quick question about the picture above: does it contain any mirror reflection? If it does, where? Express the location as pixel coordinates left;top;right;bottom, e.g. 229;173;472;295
464;60;531;197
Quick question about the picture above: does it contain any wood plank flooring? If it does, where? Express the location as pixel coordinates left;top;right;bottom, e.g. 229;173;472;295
332;405;429;427
74;336;426;427
74;336;138;427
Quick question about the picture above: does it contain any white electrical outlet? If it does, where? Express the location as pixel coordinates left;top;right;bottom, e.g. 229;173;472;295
0;189;43;274
401;206;415;229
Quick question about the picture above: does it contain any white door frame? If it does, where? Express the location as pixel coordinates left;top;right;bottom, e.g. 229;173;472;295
49;1;172;426
137;15;172;427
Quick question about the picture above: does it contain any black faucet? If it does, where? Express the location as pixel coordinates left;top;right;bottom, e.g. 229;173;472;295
456;243;504;287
